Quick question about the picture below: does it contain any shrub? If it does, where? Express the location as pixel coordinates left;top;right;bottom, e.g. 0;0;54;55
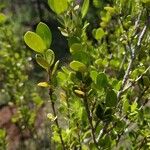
0;12;44;149
24;0;150;149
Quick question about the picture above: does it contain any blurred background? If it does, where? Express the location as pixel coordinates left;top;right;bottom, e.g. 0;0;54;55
0;0;69;149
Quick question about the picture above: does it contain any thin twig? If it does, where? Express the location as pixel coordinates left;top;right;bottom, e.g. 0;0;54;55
48;70;66;150
137;26;147;47
49;89;66;150
119;66;150;96
117;58;133;100
138;137;146;150
96;123;109;142
117;21;148;100
83;90;99;149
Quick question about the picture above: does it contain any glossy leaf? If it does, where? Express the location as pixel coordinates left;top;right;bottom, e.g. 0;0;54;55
36;22;52;48
48;0;68;14
81;0;89;18
35;54;49;70
70;61;86;72
94;28;105;40
24;31;46;53
44;49;55;66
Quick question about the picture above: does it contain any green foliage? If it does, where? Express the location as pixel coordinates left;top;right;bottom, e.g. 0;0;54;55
0;13;7;24
48;0;68;14
36;22;52;49
96;72;108;89
24;31;46;53
36;54;49;70
0;12;44;149
93;28;105;40
24;0;150;149
81;0;89;18
70;61;86;72
0;129;6;149
105;89;117;107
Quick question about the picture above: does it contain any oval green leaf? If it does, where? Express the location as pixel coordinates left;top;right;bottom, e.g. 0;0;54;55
70;61;86;72
44;49;55;66
24;31;46;53
36;22;52;49
70;43;83;53
95;28;105;40
106;89;117;107
96;73;108;89
35;54;49;70
73;51;89;65
48;0;68;14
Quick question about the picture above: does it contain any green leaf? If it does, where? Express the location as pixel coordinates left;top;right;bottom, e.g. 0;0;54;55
142;0;150;4
94;28;105;40
0;13;7;24
142;76;150;87
90;70;98;82
106;89;117;107
44;49;55;66
36;22;52;48
57;71;67;86
96;73;108;89
73;51;89;64
48;0;68;14
70;43;83;53
93;0;102;8
70;61;86;72
52;60;60;76
96;104;104;119
24;31;46;53
81;0;89;18
35;54;49;70
131;101;137;112
123;99;129;113
0;129;6;138
104;6;116;14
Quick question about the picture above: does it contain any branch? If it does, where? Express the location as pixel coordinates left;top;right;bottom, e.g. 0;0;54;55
117;23;148;100
117;58;133;100
48;70;66;150
118;66;150;95
83;90;100;149
137;25;147;47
